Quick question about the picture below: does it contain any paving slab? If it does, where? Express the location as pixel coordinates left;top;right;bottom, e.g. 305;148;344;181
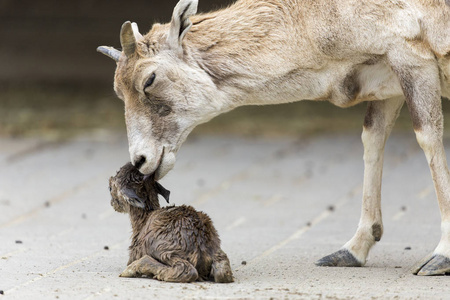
1;132;450;299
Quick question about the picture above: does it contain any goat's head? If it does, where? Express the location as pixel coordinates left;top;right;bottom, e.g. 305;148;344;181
109;162;170;213
98;0;220;178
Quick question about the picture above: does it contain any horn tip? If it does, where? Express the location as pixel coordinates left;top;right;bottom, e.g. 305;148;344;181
96;46;121;62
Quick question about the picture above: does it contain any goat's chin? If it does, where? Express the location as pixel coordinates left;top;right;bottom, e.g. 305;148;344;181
155;151;176;180
137;149;175;178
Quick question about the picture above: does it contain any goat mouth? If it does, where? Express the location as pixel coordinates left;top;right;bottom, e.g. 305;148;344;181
137;147;165;176
154;147;165;179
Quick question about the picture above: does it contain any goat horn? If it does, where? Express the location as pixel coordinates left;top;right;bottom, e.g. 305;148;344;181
96;46;121;62
120;21;136;57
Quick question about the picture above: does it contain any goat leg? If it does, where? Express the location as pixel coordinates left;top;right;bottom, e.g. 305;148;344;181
316;96;404;267
210;249;233;283
121;255;199;283
120;255;163;278
390;52;450;275
153;258;199;283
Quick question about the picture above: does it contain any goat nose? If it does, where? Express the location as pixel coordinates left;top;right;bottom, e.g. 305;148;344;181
133;155;146;170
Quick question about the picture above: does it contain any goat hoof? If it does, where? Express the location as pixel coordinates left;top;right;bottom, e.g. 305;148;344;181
413;254;450;276
214;271;234;283
211;260;234;283
120;267;138;278
315;249;362;267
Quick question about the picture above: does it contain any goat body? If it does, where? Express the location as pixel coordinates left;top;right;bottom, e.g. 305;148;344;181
109;162;233;283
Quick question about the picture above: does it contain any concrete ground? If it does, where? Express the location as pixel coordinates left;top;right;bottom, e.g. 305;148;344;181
1;131;450;299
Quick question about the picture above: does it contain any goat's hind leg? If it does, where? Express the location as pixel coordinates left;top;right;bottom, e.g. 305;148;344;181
393;59;450;276
120;255;199;282
316;96;404;267
210;249;233;283
154;258;198;282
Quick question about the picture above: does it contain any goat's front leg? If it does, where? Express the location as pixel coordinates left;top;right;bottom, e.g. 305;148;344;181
120;255;199;282
120;255;164;278
316;96;404;267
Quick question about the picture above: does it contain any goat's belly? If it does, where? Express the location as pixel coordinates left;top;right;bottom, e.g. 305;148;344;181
328;62;404;108
250;61;404;107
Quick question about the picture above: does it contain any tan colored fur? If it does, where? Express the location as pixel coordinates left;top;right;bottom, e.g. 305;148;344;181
112;1;450;173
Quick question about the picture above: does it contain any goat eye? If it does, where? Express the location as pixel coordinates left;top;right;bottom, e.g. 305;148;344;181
144;73;156;90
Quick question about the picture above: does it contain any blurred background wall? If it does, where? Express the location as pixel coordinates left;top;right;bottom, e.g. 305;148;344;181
0;0;234;86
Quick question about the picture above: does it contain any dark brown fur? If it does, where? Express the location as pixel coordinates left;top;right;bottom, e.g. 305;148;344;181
392;67;423;131
363;102;376;129
109;162;233;283
341;70;361;102
371;223;383;242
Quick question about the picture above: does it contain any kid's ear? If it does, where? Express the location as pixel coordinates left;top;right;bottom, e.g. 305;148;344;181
120;187;146;209
167;0;198;52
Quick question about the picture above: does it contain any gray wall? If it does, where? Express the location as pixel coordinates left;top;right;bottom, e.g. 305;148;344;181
0;0;234;85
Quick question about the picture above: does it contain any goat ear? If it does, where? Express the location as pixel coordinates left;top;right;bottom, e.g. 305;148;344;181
120;21;143;57
155;182;171;203
131;22;143;41
167;0;198;52
120;187;146;209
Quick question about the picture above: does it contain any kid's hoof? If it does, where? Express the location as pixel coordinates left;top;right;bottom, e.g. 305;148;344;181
211;260;234;283
214;273;233;283
214;269;234;283
316;249;362;267
119;267;138;278
413;254;450;276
